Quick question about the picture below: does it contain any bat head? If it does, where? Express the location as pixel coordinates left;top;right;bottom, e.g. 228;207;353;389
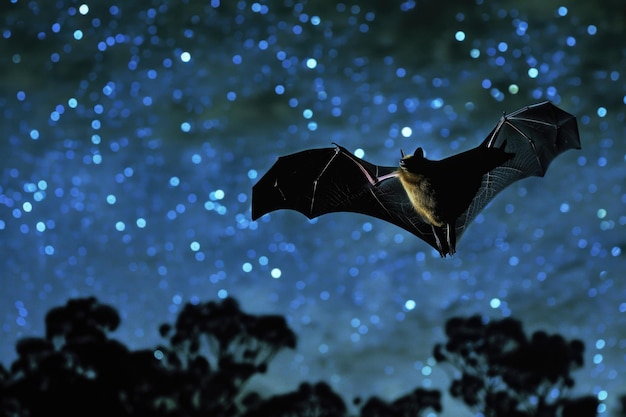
399;147;426;173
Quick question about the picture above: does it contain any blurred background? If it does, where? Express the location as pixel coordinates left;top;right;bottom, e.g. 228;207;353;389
1;0;625;414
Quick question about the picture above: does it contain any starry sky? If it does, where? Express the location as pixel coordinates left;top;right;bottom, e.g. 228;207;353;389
1;0;625;414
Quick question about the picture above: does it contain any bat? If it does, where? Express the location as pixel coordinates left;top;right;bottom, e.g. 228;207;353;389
251;101;581;257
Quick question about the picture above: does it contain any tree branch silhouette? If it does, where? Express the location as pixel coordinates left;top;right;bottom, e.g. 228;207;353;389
433;315;599;417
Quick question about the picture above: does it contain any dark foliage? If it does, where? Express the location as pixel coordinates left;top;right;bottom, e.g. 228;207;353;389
0;297;440;417
619;394;626;417
433;315;599;417
242;382;347;417
359;388;442;417
2;298;599;417
0;296;298;417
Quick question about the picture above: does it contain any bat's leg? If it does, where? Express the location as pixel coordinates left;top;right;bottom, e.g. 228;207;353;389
430;224;446;257
446;223;456;255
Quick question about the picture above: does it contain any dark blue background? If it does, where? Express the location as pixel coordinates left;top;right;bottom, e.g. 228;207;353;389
1;0;624;414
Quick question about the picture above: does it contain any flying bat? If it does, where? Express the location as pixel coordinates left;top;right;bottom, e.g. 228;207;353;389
251;101;581;257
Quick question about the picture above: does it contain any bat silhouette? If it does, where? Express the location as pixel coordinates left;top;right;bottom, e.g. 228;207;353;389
252;101;581;257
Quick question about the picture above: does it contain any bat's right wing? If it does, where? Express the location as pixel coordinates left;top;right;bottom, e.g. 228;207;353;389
252;144;443;252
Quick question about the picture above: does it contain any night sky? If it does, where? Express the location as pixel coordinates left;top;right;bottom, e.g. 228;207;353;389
1;0;625;414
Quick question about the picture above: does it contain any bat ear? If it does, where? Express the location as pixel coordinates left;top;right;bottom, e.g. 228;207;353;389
414;147;424;159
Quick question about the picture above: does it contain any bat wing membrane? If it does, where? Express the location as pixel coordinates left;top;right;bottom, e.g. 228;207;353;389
454;101;581;240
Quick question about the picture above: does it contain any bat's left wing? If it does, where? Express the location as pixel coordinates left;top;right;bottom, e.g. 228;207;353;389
454;101;581;240
251;145;441;251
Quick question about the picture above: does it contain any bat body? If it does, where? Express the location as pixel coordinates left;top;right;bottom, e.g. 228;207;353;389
396;144;514;254
252;101;581;257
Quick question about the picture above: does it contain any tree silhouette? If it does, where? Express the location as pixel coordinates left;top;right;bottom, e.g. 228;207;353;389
0;296;297;417
2;297;132;416
358;387;442;417
0;296;442;417
241;382;347;417
2;298;602;417
163;297;296;375
619;393;626;416
156;297;298;416
433;315;599;417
